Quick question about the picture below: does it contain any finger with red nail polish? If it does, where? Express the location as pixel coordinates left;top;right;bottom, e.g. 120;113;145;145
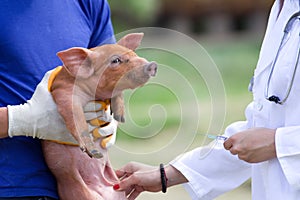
113;184;120;190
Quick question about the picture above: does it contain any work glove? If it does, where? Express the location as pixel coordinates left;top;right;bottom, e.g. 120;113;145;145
7;69;117;148
84;100;118;149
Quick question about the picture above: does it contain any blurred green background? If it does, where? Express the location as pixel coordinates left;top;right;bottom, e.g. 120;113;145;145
108;0;274;199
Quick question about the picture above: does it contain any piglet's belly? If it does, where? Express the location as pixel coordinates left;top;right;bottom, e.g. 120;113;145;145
42;141;126;200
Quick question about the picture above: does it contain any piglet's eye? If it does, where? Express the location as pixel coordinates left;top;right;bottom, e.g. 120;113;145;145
111;57;122;64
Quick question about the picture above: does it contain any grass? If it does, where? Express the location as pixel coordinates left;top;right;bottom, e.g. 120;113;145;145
205;37;260;95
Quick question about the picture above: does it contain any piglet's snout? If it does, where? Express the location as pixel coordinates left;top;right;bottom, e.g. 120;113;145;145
144;62;157;77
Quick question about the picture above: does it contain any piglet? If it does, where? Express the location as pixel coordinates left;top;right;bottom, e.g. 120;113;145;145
42;33;157;200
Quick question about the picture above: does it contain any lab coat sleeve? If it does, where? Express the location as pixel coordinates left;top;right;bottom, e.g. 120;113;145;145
276;126;300;189
170;121;252;200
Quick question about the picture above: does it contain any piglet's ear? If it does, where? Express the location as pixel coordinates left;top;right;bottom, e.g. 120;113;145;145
57;47;95;79
117;33;144;50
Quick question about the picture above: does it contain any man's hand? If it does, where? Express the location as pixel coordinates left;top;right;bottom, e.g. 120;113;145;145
85;101;118;148
223;128;277;163
7;69;117;146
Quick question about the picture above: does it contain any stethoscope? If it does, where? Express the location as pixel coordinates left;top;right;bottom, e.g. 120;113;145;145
264;11;300;105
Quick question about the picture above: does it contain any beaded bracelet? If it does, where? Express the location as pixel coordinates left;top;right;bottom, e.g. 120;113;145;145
160;163;168;193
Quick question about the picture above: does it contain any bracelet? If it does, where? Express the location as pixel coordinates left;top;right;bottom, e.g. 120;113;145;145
160;163;168;193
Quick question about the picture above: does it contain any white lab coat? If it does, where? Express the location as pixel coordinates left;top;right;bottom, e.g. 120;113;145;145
171;0;300;199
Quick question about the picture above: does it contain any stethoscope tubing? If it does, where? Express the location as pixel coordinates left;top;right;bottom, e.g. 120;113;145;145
264;11;300;105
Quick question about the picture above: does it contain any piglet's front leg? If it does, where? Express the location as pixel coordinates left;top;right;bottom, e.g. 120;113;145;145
54;93;103;158
69;102;103;158
78;105;100;156
111;93;125;123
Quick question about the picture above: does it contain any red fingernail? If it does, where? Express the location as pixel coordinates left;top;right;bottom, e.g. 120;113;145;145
113;184;120;190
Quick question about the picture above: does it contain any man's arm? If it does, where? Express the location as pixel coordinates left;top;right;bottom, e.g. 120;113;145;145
0;107;8;138
3;69;115;144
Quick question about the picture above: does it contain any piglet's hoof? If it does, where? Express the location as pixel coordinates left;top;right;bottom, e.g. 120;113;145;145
113;114;125;123
80;146;103;159
89;149;103;159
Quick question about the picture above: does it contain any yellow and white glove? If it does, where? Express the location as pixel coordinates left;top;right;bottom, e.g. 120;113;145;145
7;69;117;149
84;101;118;149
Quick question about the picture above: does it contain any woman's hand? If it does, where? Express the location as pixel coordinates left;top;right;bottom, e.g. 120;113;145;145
114;162;188;200
223;128;277;163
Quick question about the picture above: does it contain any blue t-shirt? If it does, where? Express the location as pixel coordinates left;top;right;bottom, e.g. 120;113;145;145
0;0;115;198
